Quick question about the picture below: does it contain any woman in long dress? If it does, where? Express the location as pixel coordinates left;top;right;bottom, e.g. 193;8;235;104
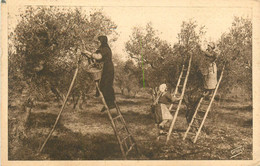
95;36;116;112
83;35;116;112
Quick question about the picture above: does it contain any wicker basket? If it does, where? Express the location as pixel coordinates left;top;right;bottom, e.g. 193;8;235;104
87;63;103;81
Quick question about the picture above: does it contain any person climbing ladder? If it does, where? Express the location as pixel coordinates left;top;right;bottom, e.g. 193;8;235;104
82;35;116;112
199;42;218;97
82;36;140;159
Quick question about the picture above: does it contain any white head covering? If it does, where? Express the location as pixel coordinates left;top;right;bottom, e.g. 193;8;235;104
159;84;167;93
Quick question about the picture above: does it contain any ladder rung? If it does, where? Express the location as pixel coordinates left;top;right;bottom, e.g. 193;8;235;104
123;138;129;152
113;115;121;121
118;126;126;132
198;110;206;113
191;124;199;128
194;117;203;120
187;132;196;135
126;143;136;155
122;135;130;142
169;109;176;113
202;100;210;104
102;100;138;158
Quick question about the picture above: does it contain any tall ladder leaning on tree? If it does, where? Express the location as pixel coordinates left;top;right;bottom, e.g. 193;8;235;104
183;63;226;143
165;53;193;144
94;82;140;159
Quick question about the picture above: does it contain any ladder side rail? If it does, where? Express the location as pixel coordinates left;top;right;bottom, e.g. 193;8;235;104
169;59;187;110
174;65;185;95
169;66;183;111
180;54;193;97
115;103;131;134
123;137;129;151
193;64;225;143
183;97;204;140
39;64;79;153
126;143;136;156
116;103;140;155
95;82;127;159
166;97;183;143
115;103;138;152
166;54;193;143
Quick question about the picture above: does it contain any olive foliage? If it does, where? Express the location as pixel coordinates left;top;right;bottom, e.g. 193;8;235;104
9;7;118;102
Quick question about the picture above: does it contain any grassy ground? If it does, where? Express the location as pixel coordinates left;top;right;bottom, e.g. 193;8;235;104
8;93;252;160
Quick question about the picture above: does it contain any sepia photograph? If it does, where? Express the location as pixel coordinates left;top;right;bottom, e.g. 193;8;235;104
1;0;260;165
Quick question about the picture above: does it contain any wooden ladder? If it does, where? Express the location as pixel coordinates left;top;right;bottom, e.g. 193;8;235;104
165;54;193;144
95;82;139;159
183;64;225;143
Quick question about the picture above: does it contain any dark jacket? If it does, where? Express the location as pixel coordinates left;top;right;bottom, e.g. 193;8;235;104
151;92;180;124
95;36;115;107
158;92;179;104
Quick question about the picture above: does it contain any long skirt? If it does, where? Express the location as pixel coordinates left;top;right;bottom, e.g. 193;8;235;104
100;64;115;107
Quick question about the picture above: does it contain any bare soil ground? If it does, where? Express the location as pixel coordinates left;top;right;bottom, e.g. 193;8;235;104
8;93;252;160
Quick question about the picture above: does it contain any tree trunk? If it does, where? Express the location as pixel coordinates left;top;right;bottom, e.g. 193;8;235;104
17;98;34;139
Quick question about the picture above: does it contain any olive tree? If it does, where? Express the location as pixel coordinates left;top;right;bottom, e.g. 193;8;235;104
9;7;118;105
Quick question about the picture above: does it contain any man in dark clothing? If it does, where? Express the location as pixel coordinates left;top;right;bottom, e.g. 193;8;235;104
95;36;116;112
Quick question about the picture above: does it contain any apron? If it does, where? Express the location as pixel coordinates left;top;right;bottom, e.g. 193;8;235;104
160;104;173;120
203;62;217;90
153;103;173;124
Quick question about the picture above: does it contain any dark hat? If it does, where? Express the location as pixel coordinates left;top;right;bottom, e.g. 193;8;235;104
98;35;108;44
